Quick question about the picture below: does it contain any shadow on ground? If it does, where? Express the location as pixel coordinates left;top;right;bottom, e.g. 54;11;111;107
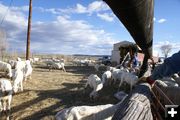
7;65;121;120
10;81;119;120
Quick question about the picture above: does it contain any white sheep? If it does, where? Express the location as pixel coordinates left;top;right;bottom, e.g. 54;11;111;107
85;74;103;99
77;59;89;66
29;58;34;64
119;72;138;91
0;78;13;113
107;66;116;71
111;69;123;84
24;60;33;81
44;60;53;67
12;68;24;93
15;60;26;72
33;57;39;63
0;61;12;78
110;66;131;85
107;66;128;73
55;104;114;120
55;97;126;120
50;62;66;72
102;71;112;85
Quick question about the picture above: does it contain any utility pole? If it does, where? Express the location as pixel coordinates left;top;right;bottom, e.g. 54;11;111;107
26;0;32;60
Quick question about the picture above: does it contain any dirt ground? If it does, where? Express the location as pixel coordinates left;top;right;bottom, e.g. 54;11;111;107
1;63;122;120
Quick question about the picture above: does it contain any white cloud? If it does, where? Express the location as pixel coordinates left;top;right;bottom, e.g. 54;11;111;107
87;1;109;14
34;1;112;23
30;17;115;54
75;4;87;13
45;8;58;14
157;18;166;23
34;7;61;15
51;1;110;15
0;3;116;55
154;41;171;48
97;13;114;22
0;4;27;25
10;5;29;12
0;3;27;46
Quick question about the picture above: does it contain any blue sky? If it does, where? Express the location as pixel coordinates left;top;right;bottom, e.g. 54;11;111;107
0;0;179;56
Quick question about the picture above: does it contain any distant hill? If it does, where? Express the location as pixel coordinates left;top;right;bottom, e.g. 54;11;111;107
73;54;111;58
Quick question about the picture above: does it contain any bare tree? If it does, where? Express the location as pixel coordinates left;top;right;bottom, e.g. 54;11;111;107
160;44;172;58
0;29;8;60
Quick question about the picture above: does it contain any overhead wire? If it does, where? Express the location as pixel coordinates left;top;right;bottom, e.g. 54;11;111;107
0;0;14;25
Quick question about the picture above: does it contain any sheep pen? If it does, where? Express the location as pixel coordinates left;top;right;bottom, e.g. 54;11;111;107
0;61;122;120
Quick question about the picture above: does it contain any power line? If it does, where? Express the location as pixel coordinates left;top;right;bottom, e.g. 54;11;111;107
0;0;14;25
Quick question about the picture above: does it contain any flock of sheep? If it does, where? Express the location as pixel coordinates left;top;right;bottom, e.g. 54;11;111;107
55;60;143;120
0;56;67;119
0;57;33;119
0;56;180;120
55;59;180;120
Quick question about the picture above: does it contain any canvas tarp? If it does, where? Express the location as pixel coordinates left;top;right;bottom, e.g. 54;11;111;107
103;0;154;77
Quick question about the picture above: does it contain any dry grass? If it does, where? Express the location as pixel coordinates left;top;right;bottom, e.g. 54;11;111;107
0;63;123;120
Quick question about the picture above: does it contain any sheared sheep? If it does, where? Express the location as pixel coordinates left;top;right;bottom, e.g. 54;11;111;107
119;72;138;91
0;61;12;78
102;71;112;85
12;68;24;93
33;57;39;63
49;62;66;72
111;69;123;84
107;66;116;72
15;61;26;72
55;104;114;120
0;78;13;113
24;60;33;81
85;74;103;99
55;96;126;120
